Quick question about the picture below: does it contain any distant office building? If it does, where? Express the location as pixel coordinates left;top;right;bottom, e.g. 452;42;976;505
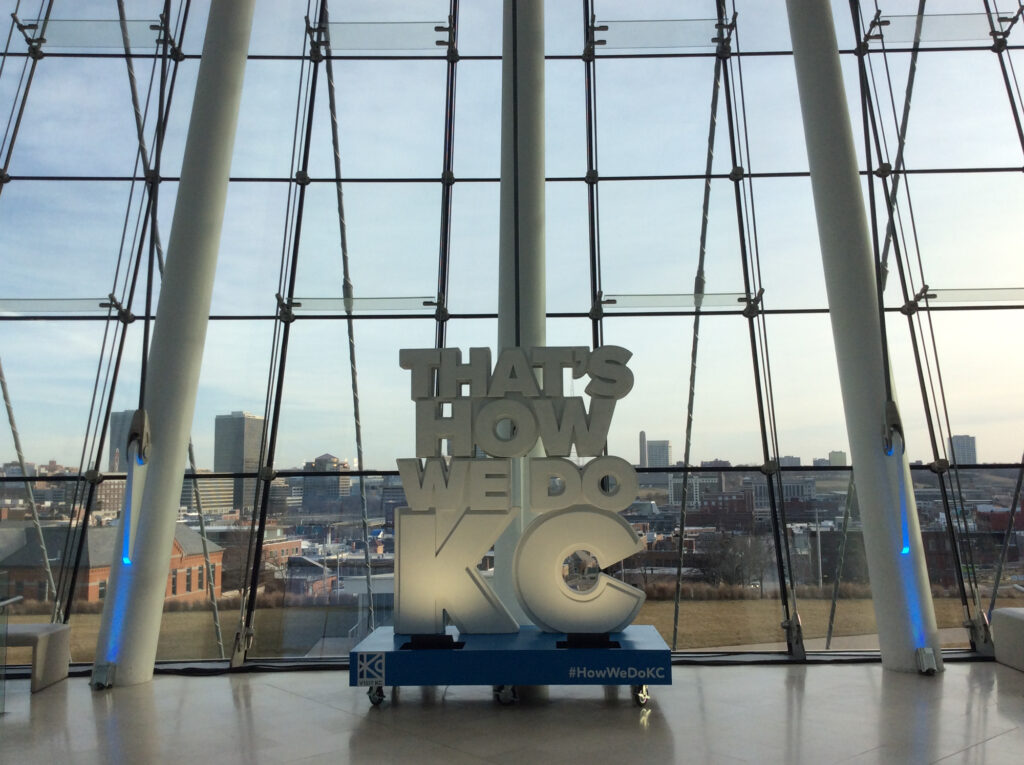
700;459;731;468
108;409;134;471
214;411;264;511
813;458;830;467
302;453;351;512
779;456;801;467
639;438;671;488
179;470;235;515
829;450;847;467
744;476;817;508
948;435;977;465
646;440;671;468
669;473;722;506
0;461;35;477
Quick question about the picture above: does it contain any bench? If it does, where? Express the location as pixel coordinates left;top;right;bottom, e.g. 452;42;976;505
6;622;72;692
991;608;1024;672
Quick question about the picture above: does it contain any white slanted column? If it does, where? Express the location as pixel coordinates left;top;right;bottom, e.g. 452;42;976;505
493;0;545;624
92;0;256;687
784;1;942;672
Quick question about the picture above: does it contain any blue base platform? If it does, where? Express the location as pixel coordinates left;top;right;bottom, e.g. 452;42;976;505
349;624;671;688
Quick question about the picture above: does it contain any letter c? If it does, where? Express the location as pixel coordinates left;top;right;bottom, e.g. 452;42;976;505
513;505;646;633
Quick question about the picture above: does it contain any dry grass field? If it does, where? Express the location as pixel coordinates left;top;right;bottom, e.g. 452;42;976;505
7;595;1020;664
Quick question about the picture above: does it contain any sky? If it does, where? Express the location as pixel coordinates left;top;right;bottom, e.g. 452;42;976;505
0;0;1022;476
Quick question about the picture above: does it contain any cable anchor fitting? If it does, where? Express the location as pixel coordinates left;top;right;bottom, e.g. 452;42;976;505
153;14;185;62
275;293;300;324
12;14;45;57
740;288;764;318
899;283;934;316
729;166;745;182
294;169;311;186
857;11;889;56
304;16;325;62
423;298;449;324
100;293;135;325
83;470;104;486
258;466;277;482
0;169;10;185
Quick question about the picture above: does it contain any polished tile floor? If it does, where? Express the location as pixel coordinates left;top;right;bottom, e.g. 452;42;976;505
2;661;1023;764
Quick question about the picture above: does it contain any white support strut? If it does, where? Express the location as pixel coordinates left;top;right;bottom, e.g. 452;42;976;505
92;0;256;687
784;0;942;672
493;0;546;626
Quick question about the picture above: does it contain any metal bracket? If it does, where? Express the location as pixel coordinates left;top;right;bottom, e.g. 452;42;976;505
424;299;450;323
585;169;598;185
966;613;995;657
435;16;459;62
585;15;608;63
928;458;949;475
91;662;116;690
144;168;160;187
857;11;889;56
441;169;455;186
713;13;737;60
230;624;255;666
760;459;779;476
128;409;151;465
0;170;10;184
729;166;745;182
258;466;277;482
83;469;104;486
153;12;186;63
914;646;938;675
304;17;325;62
899;283;934;316
589;291;615;321
12;14;45;58
782;613;806;660
101;293;136;324
275;293;299;324
874;162;892;179
294;169;311;186
740;288;764;318
882;399;904;456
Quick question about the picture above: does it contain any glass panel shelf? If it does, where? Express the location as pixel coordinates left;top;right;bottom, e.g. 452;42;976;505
878;13;1006;44
0;298;110;314
326;21;446;51
923;287;1024;303
604;293;747;310
595;19;720;50
30;19;160;49
292;296;436;313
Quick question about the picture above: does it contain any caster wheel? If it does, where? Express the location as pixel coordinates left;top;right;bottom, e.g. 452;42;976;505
631;684;650;707
367;685;385;706
493;685;518;705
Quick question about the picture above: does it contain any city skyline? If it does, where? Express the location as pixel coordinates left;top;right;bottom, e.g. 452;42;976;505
0;0;1020;475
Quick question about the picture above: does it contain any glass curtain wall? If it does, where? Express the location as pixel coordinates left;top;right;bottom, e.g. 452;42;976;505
0;0;1021;666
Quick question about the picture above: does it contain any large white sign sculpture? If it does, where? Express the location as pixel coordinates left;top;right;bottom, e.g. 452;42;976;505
394;346;646;635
